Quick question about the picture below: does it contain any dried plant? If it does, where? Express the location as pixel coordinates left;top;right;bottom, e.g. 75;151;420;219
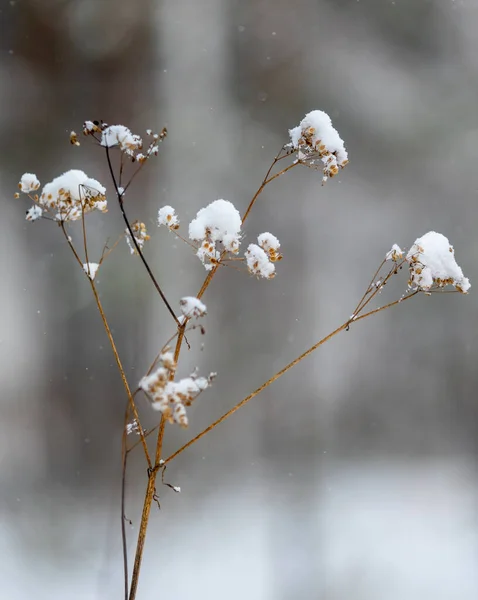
14;111;470;599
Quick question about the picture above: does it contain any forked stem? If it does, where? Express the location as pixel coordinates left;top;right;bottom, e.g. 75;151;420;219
127;150;295;598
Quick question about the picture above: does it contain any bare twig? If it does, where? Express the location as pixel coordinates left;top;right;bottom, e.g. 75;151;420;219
105;146;180;327
163;291;418;466
121;403;131;600
59;223;152;469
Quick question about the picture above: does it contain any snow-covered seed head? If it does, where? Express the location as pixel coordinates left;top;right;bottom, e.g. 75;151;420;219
406;232;470;293
135;153;147;164
18;173;41;194
385;244;403;262
146;127;167;143
126;221;150;254
158;205;179;230
70;131;80;146
100;124;143;157
288;110;348;183
245;243;276;279
20;170;107;222
189;199;242;270
82;120;103;135
139;351;215;428
257;232;282;262
244;232;281;279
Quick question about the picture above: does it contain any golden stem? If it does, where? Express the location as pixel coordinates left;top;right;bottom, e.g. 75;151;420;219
60;223;152;468
128;474;157;600
163;291;418;466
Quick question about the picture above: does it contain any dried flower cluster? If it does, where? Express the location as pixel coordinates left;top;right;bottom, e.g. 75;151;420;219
288;110;349;183
245;232;282;279
19;173;40;193
81;121;167;163
405;231;470;293
17;169;107;222
385;244;403;262
158;205;180;230
126;221;150;254
160;200;282;278
139;351;216;427
188;199;242;270
257;232;282;263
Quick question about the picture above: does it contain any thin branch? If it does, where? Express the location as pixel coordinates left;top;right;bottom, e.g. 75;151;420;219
128;474;157;600
60;223;152;469
192;158;298;303
105;146;180;326
163;291;419;466
241;147;294;225
353;259;408;317
352;259;386;316
99;234;124;265
119;151;125;189
87;278;152;469
121;402;131;600
353;291;418;322
263;162;299;186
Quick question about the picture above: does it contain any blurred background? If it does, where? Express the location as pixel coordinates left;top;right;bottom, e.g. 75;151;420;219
1;0;478;598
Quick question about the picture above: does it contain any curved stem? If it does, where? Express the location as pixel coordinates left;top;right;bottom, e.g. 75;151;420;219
105;147;180;327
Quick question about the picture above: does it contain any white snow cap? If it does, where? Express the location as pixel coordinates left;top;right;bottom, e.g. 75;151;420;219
386;244;403;262
100;125;142;154
406;231;470;293
288;110;348;182
245;243;276;279
257;232;282;262
257;232;280;252
189;199;242;269
158;205;179;230
179;296;207;319
38;170;107;221
19;173;40;193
